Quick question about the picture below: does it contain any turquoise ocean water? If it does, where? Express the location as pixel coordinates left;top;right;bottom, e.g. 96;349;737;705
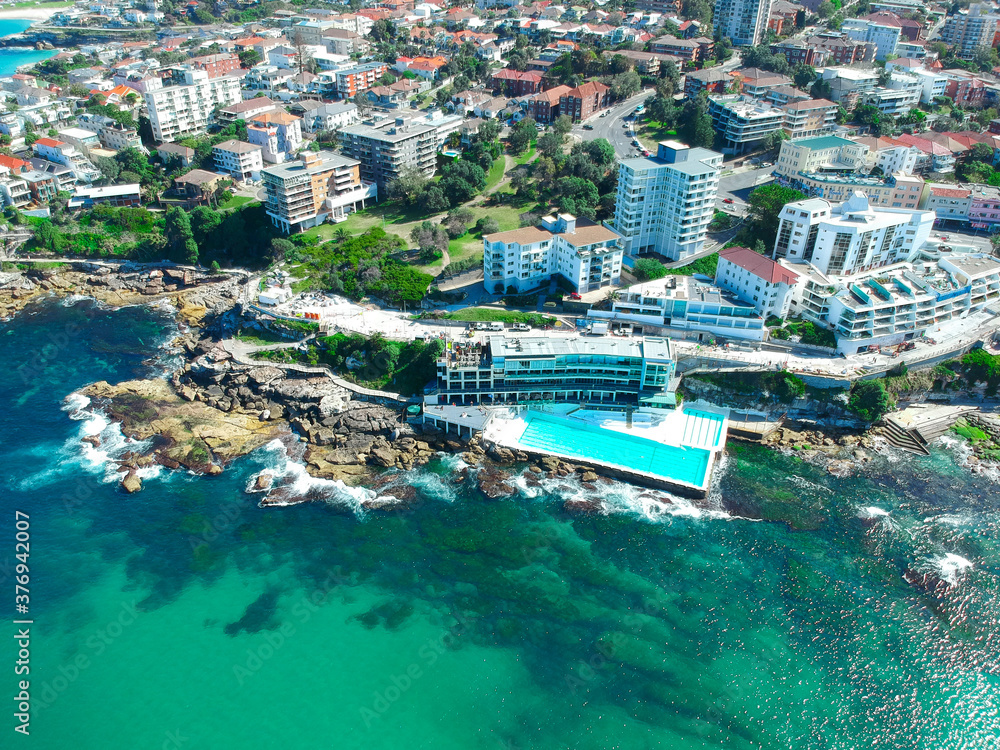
0;19;56;77
2;296;999;749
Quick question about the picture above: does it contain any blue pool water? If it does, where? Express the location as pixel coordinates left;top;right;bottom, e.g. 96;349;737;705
517;411;712;487
681;408;726;449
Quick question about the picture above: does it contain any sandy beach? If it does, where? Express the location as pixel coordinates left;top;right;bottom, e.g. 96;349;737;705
0;6;63;22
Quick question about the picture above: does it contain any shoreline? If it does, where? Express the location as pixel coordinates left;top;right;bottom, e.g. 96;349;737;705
2;264;994;504
0;8;60;22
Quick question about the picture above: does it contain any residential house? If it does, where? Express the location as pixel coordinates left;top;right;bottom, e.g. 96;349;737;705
247;111;303;164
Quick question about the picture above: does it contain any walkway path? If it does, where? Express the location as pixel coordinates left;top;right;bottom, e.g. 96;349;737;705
222;337;413;404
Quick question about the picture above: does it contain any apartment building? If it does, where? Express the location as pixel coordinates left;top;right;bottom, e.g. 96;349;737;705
649;35;703;61
967;184;1000;230
707;96;784;154
74;113;144;153
818;67;879;109
775;135;869;178
340;113;463;190
247;110;303;164
600;273;766;341
188;53;241;79
713;0;773;47
526;85;570;123
323;28;370;56
143;69;242;142
772;192;933;276
781;98;838;139
860;84;920;117
482;213;623;294
296;101;359;133
33;137;101;183
490;68;544;96
737;68;792;99
772;34;872;66
851;135;919;175
0;161;30;208
212;140;263;182
558;81;610;122
684;68;735;98
792;254;1000;353
262;150;377;234
334;62;389;99
939;4;1000;59
923;185;972;224
841;17;901;60
716;245;801;319
217;97;278;124
612;140;723;261
429;335;677;409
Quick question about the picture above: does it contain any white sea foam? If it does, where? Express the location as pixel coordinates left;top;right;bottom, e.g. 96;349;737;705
932;553;973;585
251;438;376;512
60;294;92;307
860;506;890;518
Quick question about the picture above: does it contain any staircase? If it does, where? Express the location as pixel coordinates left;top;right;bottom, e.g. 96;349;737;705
881;419;929;455
882;405;979;454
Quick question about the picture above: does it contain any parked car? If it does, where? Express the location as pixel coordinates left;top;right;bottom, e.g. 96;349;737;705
510;323;530;331
631;139;639;146
583;124;594;130
723;198;734;204
568;292;582;300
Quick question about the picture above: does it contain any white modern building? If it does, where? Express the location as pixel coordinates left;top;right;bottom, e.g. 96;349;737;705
715;245;801;319
772;192;934;277
142;69;242;142
707;95;785;154
713;0;772;47
212;140;264;182
611;140;723;262
483;214;624;294
593;274;767;341
32;137;101;183
247;110;303;164
841;17;901;61
775;135;868;178
429;335;678;408
791;253;1000;353
300;101;358;133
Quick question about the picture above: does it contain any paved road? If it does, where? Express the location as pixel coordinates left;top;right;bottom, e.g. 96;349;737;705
717;166;776;213
570;89;655;159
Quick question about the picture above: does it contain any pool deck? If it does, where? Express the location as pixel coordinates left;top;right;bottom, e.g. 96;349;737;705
482;404;729;498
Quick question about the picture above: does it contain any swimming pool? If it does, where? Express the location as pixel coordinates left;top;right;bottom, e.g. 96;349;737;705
516;412;712;489
680;409;726;450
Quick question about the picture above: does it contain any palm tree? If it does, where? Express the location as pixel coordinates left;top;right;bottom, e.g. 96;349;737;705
335;226;349;242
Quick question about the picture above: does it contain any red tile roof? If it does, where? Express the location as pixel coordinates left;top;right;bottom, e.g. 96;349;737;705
34;138;66;148
720;246;800;285
930;187;971;198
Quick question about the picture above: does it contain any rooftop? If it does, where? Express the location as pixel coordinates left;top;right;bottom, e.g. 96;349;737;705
214;139;262;154
791;134;857;151
488;334;672;361
719;246;800;285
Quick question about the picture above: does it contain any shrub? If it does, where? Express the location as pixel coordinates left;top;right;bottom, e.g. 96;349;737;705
632;257;667;281
847;380;895;423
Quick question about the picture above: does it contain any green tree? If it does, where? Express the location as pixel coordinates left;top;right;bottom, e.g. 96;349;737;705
745;185;806;250
817;0;835;17
633;258;667;281
537;131;565;158
677;93;714;149
792;64;816;89
237;48;261;67
847;380;895;422
552;114;573;136
508;118;536;154
165;206;197;263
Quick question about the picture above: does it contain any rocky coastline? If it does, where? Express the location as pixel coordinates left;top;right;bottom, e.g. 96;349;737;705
3;262;995;508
